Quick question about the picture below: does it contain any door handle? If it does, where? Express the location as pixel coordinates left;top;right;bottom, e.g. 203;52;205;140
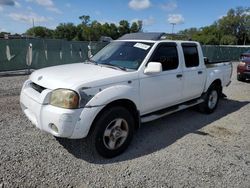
176;74;182;78
198;71;203;74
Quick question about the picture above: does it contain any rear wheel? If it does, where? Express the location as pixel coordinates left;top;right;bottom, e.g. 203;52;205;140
89;106;135;158
199;84;220;114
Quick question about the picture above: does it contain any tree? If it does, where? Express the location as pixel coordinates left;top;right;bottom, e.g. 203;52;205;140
179;27;199;39
220;35;237;45
24;16;142;41
90;20;103;40
76;16;134;41
178;7;250;45
194;24;221;44
82;26;92;41
0;32;10;38
26;26;54;38
54;23;77;40
118;20;130;37
79;15;90;26
218;7;250;44
130;20;143;33
109;23;119;39
178;25;221;44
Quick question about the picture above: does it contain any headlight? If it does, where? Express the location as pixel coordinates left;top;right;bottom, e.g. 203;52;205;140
50;89;79;109
239;62;246;67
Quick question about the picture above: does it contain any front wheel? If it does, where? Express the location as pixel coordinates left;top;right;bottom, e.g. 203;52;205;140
89;106;135;158
199;85;220;114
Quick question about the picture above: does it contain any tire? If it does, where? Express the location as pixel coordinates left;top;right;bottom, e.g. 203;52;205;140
88;106;135;158
237;74;245;82
199;84;220;114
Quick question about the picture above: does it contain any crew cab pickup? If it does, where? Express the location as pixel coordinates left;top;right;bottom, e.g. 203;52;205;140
20;33;232;158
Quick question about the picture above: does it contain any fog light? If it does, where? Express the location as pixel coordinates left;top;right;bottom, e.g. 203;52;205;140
49;123;58;133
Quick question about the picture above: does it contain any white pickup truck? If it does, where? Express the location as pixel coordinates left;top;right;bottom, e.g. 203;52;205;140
20;33;232;158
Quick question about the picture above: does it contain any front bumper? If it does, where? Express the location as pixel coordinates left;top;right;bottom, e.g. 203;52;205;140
238;71;250;79
20;81;103;139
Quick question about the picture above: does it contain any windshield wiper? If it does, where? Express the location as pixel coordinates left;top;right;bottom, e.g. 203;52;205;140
101;63;127;71
84;59;98;65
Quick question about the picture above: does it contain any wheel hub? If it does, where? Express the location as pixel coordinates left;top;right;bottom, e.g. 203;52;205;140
103;118;129;150
112;128;122;139
208;90;218;109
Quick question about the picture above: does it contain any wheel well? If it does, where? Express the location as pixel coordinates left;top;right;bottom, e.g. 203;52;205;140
88;99;140;137
210;79;222;95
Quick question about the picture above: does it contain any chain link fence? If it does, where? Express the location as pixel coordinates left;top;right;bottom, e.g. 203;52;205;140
0;39;250;72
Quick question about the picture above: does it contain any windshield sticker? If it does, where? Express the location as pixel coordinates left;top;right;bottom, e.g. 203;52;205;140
134;43;150;50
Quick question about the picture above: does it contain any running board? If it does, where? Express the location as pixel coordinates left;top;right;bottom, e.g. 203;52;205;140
141;98;204;123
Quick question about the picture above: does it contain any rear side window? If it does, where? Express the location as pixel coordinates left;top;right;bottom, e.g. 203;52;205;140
182;44;199;67
150;43;179;71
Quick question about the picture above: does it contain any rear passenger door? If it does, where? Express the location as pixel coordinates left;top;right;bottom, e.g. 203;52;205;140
181;43;206;101
140;42;183;114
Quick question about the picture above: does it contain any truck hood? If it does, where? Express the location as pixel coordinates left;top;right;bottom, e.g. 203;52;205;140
30;63;131;90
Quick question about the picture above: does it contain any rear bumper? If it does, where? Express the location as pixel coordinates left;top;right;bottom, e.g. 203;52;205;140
20;81;103;139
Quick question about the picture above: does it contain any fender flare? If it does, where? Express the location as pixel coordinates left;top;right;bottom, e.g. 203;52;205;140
204;75;222;93
86;84;140;110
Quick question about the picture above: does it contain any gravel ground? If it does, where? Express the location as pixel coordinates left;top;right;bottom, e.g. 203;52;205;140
0;62;249;187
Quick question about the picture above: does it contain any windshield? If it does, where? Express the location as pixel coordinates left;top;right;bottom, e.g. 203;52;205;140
91;41;153;70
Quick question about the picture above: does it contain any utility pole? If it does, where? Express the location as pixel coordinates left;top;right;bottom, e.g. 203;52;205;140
32;18;35;37
170;23;176;39
32;18;35;28
171;23;176;34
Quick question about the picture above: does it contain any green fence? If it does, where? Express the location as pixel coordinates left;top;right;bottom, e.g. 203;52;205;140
202;45;250;62
0;39;108;72
1;39;250;72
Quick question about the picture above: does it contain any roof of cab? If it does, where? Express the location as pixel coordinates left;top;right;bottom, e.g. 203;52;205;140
117;32;199;45
118;32;166;41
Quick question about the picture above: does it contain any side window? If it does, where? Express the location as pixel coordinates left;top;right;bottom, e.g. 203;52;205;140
182;44;199;67
150;43;179;71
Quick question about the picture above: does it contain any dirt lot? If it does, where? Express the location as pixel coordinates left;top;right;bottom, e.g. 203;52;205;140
0;62;249;187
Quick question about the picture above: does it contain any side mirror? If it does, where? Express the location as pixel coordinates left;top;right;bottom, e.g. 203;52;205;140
144;62;162;74
204;57;209;64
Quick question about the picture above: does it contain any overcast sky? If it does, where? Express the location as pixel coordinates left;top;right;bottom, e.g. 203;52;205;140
0;0;249;34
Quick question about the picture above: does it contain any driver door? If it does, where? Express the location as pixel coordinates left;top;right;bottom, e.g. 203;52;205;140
139;43;183;115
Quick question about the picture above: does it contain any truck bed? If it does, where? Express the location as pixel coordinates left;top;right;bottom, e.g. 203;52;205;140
205;61;232;89
205;60;231;68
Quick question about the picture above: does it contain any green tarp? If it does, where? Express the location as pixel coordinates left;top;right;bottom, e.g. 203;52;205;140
0;39;108;72
202;45;250;62
0;38;249;72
